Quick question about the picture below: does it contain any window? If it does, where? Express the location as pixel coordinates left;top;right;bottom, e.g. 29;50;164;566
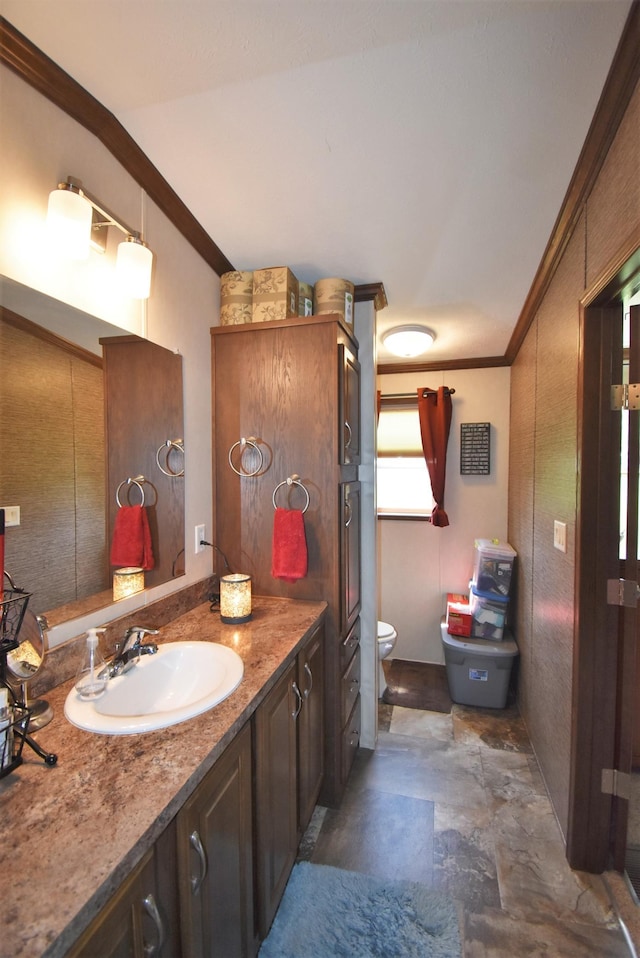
376;402;434;518
377;457;434;517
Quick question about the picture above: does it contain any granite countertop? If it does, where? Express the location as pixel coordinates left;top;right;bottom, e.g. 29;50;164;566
0;595;327;958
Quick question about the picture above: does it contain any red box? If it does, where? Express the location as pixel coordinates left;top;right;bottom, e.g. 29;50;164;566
446;593;472;637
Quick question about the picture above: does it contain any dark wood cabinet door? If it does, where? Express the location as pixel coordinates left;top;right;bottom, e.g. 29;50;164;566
339;343;361;466
66;841;178;958
254;661;298;939
297;624;325;833
178;722;256;958
341;480;362;632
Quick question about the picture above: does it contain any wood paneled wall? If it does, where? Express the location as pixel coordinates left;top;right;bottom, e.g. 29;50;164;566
508;77;640;838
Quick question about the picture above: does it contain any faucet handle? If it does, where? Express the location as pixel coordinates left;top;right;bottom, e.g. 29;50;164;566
123;625;160;648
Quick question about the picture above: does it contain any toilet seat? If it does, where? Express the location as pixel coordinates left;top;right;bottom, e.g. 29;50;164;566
377;621;397;641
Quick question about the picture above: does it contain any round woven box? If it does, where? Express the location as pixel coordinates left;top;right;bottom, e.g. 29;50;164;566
314;277;355;324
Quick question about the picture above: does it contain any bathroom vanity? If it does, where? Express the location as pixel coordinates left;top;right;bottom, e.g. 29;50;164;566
0;595;326;958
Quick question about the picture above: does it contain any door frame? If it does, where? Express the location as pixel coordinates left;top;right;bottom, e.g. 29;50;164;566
567;236;640;872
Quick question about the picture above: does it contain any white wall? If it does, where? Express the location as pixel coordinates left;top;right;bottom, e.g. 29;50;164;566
0;65;219;646
378;366;511;663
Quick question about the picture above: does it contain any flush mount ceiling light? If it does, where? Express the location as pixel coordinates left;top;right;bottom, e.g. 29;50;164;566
381;325;436;358
47;176;154;299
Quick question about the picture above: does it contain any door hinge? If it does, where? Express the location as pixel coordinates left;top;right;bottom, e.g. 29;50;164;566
602;768;631;799
607;578;640;608
611;383;640;410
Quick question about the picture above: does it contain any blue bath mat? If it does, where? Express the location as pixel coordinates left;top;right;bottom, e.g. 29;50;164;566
258;861;461;958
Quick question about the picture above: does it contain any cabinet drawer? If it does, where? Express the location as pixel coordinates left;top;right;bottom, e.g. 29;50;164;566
341;695;361;785
340;617;360;672
341;645;361;728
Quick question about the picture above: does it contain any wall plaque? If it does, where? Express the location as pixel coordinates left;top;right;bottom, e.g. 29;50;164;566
460;422;490;475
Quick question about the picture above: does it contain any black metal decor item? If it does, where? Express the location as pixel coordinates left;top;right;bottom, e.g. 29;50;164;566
0;573;57;775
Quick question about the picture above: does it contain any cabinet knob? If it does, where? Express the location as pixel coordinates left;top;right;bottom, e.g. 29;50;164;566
189;829;208;895
142;893;166;957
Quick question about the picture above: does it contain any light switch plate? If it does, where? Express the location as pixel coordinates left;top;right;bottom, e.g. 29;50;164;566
1;506;20;526
554;520;567;553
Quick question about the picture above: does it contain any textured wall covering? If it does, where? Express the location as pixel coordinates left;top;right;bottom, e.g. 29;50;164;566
509;79;640;838
0;318;106;613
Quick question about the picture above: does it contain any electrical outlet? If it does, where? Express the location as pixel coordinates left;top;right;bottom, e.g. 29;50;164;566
1;506;20;526
553;520;567;553
195;524;206;554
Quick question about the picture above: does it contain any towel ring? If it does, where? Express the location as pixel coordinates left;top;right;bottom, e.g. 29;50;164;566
156;438;185;477
272;475;310;514
116;476;146;507
228;437;264;477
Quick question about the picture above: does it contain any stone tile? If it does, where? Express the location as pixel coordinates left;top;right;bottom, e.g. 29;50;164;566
462;906;630;957
350;731;487;807
312;786;434;884
433;805;501;910
494;835;618;928
452;703;533;753
389;704;455;743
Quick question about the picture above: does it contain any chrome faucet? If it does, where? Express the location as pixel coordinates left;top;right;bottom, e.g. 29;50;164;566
100;626;160;678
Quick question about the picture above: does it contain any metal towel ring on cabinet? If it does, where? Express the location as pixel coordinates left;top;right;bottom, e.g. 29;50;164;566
116;475;147;507
228;436;264;477
156;438;185;477
272;475;310;514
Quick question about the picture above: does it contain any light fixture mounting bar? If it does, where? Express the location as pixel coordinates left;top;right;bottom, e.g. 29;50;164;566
59;175;140;239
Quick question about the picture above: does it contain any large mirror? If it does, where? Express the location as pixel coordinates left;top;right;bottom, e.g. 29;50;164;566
0;275;185;627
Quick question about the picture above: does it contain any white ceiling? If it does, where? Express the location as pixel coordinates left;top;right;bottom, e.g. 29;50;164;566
1;0;633;364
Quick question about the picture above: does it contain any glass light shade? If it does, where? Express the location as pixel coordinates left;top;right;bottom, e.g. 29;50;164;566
113;567;145;601
116;237;153;299
47;187;92;260
382;325;435;358
220;574;252;624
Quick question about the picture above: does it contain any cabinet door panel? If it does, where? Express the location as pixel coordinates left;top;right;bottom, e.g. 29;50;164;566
254;663;298;938
341;481;361;632
339;344;361;466
178;722;255;958
341;645;361;729
67;849;160;958
342;694;362;786
297;624;325;833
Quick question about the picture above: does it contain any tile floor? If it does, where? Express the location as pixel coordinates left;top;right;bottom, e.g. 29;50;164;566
299;699;637;957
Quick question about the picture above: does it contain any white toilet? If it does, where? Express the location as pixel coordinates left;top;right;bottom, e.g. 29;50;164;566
377;620;398;695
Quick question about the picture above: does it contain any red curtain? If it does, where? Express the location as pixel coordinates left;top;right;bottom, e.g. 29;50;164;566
417;386;453;527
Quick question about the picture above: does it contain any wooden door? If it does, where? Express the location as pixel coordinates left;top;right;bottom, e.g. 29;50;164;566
612;303;640;871
254;661;298;938
297;623;325;834
178;722;256;958
66;842;177;958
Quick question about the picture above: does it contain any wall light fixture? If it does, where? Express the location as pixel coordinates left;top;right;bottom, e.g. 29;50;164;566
381;325;436;358
47;176;154;299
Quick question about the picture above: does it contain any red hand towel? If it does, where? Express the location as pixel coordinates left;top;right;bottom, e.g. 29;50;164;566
271;508;308;583
110;505;155;571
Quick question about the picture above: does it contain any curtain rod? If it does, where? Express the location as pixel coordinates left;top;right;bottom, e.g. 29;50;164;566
381;388;456;399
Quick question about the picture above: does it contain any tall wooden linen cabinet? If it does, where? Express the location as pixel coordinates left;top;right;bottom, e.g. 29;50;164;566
211;314;361;808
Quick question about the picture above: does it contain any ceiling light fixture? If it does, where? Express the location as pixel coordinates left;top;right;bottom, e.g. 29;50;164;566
381;325;436;358
47;176;154;299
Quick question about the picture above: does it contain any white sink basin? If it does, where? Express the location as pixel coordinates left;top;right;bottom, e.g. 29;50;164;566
64;642;244;735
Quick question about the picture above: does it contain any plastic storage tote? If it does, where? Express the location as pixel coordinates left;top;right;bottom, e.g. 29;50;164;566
440;619;518;708
472;539;516;598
